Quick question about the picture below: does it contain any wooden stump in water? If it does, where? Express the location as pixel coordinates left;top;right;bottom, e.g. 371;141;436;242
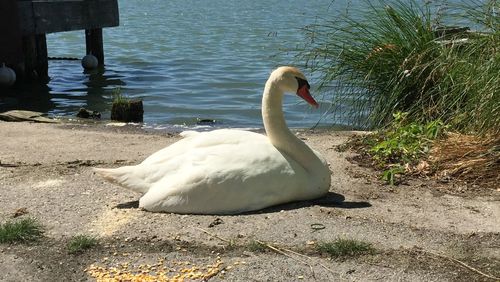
111;99;144;122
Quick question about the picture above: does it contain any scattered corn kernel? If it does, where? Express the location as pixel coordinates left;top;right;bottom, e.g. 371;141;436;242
86;256;238;281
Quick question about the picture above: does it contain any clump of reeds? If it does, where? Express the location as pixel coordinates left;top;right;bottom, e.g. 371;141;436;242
296;0;499;135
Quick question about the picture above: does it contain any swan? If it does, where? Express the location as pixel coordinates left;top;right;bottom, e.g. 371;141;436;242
94;66;331;214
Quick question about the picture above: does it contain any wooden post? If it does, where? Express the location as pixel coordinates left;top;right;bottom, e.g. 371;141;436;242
0;0;24;74
85;28;104;66
22;35;37;80
21;34;49;82
35;34;49;82
8;0;119;83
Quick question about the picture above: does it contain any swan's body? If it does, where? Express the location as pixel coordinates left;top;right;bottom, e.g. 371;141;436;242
94;67;331;214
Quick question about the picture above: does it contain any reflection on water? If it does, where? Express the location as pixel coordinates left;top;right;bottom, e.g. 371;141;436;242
0;62;127;120
0;83;54;114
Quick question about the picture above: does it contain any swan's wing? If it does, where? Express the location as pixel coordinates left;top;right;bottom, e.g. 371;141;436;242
138;130;281;187
94;130;270;194
141;129;266;165
138;136;309;214
179;130;199;138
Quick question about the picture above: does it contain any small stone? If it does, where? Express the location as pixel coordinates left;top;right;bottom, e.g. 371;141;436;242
208;217;224;228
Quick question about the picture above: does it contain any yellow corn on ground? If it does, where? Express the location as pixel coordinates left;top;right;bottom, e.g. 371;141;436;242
85;257;234;281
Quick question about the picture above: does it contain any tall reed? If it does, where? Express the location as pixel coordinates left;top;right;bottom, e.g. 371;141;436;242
296;0;499;134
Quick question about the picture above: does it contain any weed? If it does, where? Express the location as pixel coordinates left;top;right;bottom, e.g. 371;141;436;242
346;112;444;184
317;238;375;258
67;234;99;254
370;112;444;164
112;87;129;105
381;165;406;186
0;217;44;243
247;240;267;253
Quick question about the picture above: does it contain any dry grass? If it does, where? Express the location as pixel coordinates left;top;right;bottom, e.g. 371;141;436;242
343;130;499;193
430;133;500;190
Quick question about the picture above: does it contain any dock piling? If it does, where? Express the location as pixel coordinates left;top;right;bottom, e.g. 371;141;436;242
85;28;105;66
0;0;119;85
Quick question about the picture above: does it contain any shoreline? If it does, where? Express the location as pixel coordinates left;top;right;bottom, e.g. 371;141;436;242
1;120;498;281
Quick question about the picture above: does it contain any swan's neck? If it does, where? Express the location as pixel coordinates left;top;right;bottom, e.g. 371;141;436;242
262;82;322;173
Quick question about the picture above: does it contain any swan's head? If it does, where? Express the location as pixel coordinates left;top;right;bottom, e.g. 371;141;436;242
269;66;318;108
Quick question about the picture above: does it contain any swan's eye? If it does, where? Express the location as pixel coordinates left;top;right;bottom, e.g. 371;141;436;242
295;77;310;90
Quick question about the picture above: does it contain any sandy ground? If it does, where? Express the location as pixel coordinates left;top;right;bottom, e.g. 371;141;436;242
0;121;499;281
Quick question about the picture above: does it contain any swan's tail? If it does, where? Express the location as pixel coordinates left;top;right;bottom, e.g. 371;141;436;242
93;166;149;193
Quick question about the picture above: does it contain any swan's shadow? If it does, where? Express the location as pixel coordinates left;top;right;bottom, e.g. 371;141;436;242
244;192;370;215
114;192;371;214
115;201;140;209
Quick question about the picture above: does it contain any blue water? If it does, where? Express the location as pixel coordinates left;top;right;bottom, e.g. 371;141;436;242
1;0;343;129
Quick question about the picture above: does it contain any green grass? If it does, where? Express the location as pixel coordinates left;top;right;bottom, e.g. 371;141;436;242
295;0;499;135
67;234;99;254
0;217;44;243
369;112;443;164
317;238;375;258
347;112;444;184
247;240;267;252
112;87;130;105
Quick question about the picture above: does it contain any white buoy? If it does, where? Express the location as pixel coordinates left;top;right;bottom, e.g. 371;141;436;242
81;54;98;70
0;63;16;86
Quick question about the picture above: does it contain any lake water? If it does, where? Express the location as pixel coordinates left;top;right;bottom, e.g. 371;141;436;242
1;0;341;130
0;0;464;130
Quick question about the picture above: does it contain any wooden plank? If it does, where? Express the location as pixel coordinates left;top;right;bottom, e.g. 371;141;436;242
18;0;119;35
0;0;24;66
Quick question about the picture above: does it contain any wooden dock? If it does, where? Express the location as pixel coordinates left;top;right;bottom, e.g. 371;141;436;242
0;0;119;84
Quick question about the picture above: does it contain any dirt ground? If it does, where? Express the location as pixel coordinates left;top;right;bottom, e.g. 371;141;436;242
0;121;499;281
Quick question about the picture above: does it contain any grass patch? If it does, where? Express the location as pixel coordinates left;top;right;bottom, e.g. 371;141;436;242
67;234;99;254
346;112;444;184
317;238;375;258
246;240;267;253
0;217;44;243
369;112;443;164
344;117;499;189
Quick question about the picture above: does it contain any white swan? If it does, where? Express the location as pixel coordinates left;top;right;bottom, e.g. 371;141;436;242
94;66;331;214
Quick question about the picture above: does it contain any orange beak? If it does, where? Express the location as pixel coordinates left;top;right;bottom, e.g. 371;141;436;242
297;85;319;108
